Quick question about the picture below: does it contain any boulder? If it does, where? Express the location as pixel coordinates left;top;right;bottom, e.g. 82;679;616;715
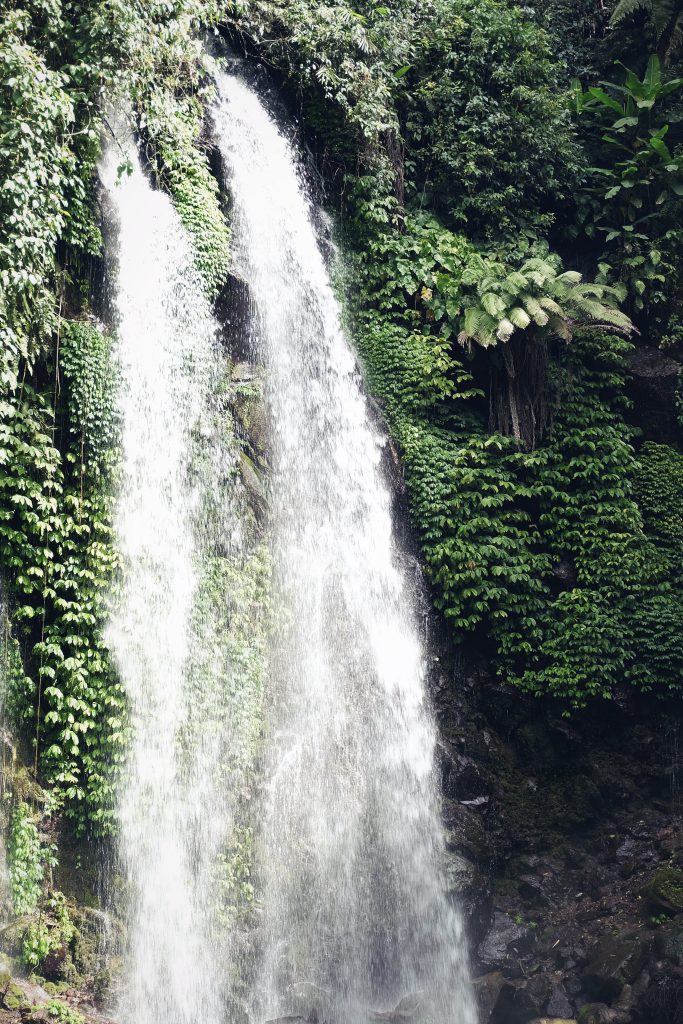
577;1007;611;1024
473;971;506;1021
582;934;647;1001
529;1019;577;1024
477;912;535;971
546;984;573;1018
655;921;683;964
488;976;546;1024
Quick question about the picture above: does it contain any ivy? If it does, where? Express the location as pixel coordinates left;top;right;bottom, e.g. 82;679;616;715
7;801;56;916
0;331;125;832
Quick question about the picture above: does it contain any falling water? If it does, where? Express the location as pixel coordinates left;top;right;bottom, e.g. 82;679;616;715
100;134;239;1024
213;72;477;1024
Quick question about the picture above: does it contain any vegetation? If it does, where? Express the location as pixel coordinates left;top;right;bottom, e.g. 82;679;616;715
0;0;682;843
8;801;55;915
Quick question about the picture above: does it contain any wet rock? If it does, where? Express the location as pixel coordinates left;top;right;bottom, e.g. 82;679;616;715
488;976;544;1024
577;1006;611;1024
641;866;683;914
214;274;258;359
546;984;573;1018
529;1019;577;1024
627;346;682;444
442;849;492;944
473;972;506;1020
582;934;647;1001
0;918;33;957
239;451;267;515
442;799;491;863
477;912;535;971
369;994;422;1023
635;973;683;1024
518;874;552;908
438;744;490;803
655;921;683;964
230;360;268;450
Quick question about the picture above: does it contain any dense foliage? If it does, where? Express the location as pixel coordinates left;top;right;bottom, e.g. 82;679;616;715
1;0;682;846
0;0;230;831
232;0;683;706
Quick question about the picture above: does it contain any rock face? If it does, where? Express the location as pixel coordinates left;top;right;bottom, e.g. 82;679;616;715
431;648;683;1024
626;346;682;444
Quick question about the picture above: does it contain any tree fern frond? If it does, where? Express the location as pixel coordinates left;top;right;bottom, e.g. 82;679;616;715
548;315;573;342
571;297;612;319
462;306;498;347
476;276;504;295
504;271;528;292
522;296;550;326
610;0;650;25
523;270;549;288
519;257;554;274
481;291;507;317
651;0;676;38
508;306;531;330
537;296;564;316
496;318;516;343
586;308;634;332
556;270;582;285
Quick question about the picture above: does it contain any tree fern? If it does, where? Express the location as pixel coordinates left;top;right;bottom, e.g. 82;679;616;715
610;0;683;61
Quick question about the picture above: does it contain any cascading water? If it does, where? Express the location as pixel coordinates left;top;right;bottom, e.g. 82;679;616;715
100;132;242;1024
212;71;477;1024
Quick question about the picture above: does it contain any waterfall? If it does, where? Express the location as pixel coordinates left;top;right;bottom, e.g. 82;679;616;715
100;134;238;1024
212;72;477;1024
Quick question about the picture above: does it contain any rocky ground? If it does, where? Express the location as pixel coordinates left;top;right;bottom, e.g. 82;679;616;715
434;649;683;1024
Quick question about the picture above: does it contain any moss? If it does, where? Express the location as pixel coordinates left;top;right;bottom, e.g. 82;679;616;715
0;975;30;1012
642;866;683;914
579;1007;608;1024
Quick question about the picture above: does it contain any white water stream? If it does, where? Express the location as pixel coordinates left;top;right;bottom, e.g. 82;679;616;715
100;67;475;1024
100;138;229;1024
212;72;477;1024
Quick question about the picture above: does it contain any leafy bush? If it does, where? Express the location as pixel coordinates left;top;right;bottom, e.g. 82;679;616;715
22;892;76;974
402;0;583;238
353;208;682;706
573;55;683;317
